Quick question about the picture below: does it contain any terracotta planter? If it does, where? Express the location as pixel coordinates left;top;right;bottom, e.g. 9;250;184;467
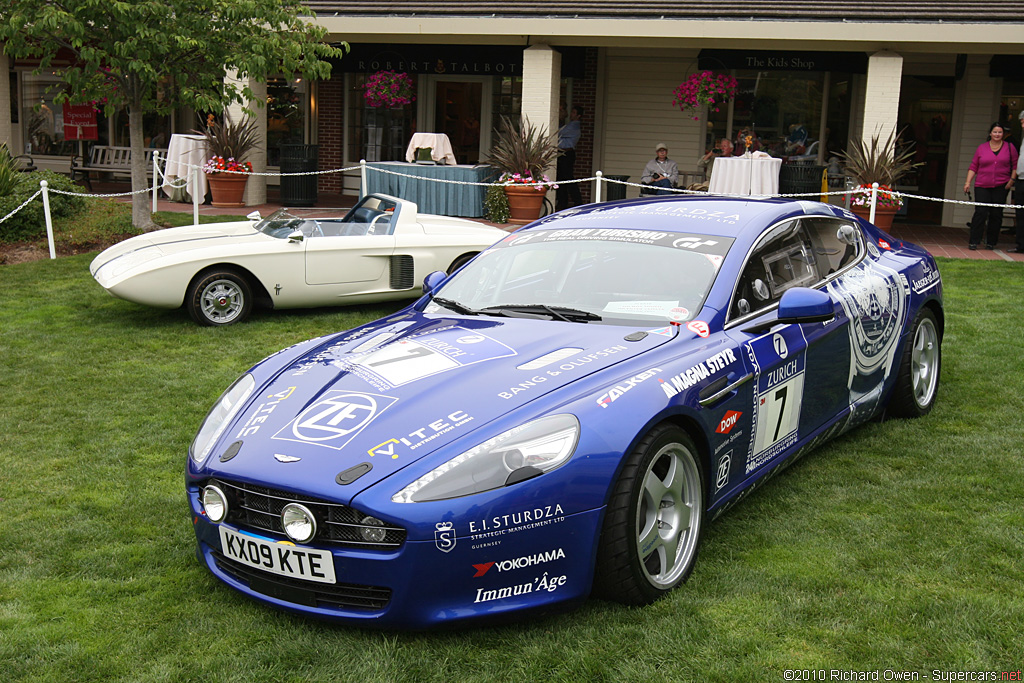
851;204;898;231
208;173;249;208
505;184;547;225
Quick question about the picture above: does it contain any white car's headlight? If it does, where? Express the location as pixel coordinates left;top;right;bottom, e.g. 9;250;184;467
392;414;579;503
190;373;256;466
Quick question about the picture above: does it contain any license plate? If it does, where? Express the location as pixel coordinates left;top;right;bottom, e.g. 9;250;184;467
219;526;336;584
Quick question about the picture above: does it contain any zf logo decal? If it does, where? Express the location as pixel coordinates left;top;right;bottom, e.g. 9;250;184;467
273;391;398;450
715;451;732;492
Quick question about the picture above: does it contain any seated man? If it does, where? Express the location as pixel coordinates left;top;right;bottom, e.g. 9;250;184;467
641;143;679;195
698;138;734;177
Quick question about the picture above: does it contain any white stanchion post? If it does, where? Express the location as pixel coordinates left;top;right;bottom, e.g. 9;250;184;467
193;168;201;226
595;170;603;203
40;180;56;260
152;151;160;213
360;159;367;198
869;182;878;224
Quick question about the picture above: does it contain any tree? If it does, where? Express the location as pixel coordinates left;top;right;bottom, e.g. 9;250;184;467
0;0;346;230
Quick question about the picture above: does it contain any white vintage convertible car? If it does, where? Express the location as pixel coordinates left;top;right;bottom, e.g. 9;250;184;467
90;194;509;325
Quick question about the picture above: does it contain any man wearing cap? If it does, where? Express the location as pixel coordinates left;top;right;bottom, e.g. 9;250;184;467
641;143;679;195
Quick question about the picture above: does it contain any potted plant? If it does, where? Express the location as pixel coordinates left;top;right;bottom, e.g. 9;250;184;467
195;112;260;207
672;71;738;121
485;115;560;224
840;128;920;230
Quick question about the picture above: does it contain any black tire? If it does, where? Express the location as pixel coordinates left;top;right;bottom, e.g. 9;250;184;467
887;308;941;417
447;253;477;275
186;269;253;326
594;424;705;605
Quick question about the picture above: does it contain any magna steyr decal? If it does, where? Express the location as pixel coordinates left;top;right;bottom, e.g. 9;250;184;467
659;349;737;398
273;390;398;451
596;367;662;408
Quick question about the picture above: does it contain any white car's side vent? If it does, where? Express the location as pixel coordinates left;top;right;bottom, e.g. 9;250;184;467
390;255;415;290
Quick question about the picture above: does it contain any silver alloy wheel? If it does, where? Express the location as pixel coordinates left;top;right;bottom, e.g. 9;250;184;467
635;441;703;589
911;316;939;408
199;278;245;324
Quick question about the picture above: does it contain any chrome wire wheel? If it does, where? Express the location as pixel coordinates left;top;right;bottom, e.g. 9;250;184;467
910;315;939;409
199;278;245;324
635;440;703;589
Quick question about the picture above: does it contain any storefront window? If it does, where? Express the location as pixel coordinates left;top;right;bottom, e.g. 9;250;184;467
113;110;170;149
346;73;417;162
490;77;522;135
1000;81;1024;149
21;74;77;156
267;77;308;166
707;70;832;161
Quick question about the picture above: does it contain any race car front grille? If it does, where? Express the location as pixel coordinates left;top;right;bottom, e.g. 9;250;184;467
207;479;407;549
212;551;391;611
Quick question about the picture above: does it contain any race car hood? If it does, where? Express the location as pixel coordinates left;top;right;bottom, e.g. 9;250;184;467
90;220;261;274
201;312;678;504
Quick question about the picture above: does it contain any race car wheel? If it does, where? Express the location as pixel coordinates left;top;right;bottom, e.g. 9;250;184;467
594;424;705;605
187;270;253;326
447;253;477;274
887;308;941;417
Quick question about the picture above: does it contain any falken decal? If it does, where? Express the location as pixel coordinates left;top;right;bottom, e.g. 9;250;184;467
596;368;662;408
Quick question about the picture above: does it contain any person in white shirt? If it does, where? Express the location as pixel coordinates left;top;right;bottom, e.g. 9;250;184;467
641;143;679;195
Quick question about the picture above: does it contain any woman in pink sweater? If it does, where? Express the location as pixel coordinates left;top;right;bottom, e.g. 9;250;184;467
963;122;1018;250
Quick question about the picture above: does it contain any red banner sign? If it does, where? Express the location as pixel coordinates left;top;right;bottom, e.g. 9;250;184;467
62;104;99;141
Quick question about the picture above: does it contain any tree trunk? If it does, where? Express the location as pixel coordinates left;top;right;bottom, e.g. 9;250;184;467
128;104;158;232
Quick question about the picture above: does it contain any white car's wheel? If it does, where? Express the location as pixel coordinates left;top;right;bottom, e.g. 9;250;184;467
187;270;253;326
594;424;705;605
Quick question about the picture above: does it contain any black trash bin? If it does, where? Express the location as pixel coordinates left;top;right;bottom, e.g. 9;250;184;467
604;175;630;201
279;144;319;207
778;164;826;199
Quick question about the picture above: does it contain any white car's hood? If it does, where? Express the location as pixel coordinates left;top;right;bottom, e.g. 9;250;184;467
90;220;262;275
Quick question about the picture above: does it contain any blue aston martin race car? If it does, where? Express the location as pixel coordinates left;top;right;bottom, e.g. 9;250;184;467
186;195;943;627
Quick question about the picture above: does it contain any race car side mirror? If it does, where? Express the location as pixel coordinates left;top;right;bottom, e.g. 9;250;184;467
422;270;447;296
742;287;835;334
287;231;304;243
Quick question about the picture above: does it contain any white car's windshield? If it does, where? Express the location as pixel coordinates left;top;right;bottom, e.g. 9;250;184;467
254;196;400;239
429;228;733;325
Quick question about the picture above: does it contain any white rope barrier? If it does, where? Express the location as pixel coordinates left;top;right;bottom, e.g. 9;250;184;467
5;161;1023;264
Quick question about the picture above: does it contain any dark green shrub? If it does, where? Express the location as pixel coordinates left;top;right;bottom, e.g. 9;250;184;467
0;170;87;242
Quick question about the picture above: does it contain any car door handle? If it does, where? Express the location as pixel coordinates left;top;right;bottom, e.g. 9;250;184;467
698;373;753;408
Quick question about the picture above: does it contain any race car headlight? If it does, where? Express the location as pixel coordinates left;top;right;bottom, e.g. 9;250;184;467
281;503;317;543
391;414;579;503
201;485;229;523
189;373;256;466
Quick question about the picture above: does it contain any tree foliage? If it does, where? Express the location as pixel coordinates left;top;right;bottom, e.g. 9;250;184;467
0;0;347;229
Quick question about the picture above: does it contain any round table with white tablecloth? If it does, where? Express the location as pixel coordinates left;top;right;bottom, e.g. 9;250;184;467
708;155;783;196
162;134;208;202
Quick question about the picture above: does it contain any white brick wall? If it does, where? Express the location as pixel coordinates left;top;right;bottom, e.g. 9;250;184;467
225;72;267;205
860;51;903;144
522;44;561;174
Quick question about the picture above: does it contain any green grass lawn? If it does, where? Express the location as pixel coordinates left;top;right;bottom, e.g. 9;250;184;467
1;255;1022;682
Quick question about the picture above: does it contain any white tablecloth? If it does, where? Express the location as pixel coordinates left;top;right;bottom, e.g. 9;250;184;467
163;134;208;201
405;133;457;165
708;156;782;196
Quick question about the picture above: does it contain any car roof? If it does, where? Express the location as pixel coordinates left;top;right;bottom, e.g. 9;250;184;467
527;195;853;250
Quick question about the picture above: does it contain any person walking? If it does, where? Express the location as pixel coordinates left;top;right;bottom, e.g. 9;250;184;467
1015;111;1024;254
963;122;1018;250
556;105;583;211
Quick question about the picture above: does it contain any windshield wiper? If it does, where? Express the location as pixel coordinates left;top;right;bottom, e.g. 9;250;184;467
431;296;480;316
479;304;602;323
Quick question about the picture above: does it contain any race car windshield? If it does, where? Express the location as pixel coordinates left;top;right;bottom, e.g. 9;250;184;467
254;206;380;239
430;229;732;325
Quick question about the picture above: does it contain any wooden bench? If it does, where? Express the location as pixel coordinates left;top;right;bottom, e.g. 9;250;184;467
70;146;167;190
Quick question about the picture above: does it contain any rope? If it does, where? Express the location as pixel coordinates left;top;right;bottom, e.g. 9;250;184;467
0;189;43;225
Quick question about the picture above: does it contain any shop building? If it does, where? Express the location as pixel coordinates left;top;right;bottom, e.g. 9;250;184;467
2;2;1022;228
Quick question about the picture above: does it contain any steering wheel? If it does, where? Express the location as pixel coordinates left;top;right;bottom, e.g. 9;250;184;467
307;220;324;238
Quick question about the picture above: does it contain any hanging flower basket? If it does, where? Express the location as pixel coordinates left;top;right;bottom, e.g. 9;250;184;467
672;71;738;121
363;71;416;109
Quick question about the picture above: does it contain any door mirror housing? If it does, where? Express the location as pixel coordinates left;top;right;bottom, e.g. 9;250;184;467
422;270;447;296
742;287;835;333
